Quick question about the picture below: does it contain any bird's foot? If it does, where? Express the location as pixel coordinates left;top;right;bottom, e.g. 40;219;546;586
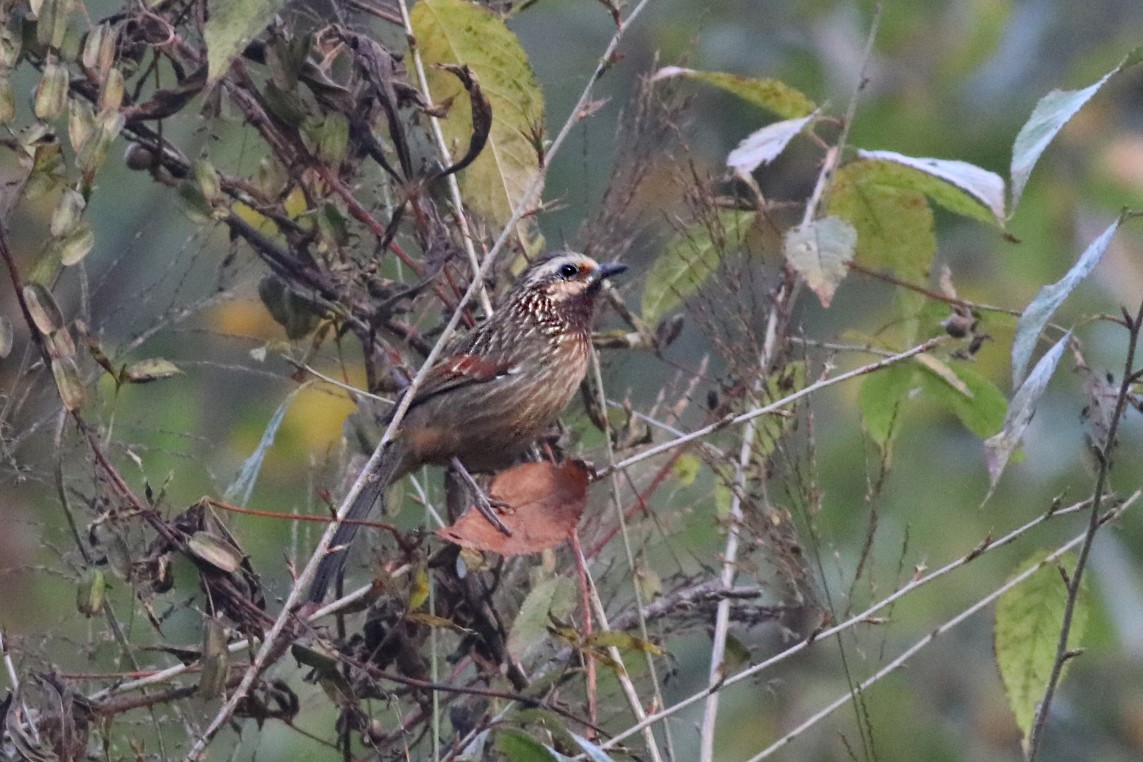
473;491;513;537
451;457;513;537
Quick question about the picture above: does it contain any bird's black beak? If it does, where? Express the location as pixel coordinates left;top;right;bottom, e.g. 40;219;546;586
594;262;627;282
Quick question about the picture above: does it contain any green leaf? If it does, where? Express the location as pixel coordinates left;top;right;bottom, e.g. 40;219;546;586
857;149;1006;226
302;112;349;167
641;210;755;324
408;565;430;611
783;215;856;308
984;332;1070;489
672;453;701;487
995;551;1089;754
859;361;916;455
1012;216;1120;386
583;630;663;655
651;66;816;119
204;0;288;83
412;0;544;236
755;362;806;457
507;576;576;663
1010;47;1143;211
494;728;560;762
76;568;106;617
828;159;936;281
915;359;1007;438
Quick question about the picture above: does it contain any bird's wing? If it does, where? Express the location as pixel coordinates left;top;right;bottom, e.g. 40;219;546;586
405;353;519;409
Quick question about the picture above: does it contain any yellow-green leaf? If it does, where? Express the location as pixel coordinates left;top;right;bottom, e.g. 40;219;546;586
203;0;288;83
76;568;106;617
408;565;430;611
507;576;576;663
995;551;1089;755
641;210;755;324
858;361;916;455
755;362;805;457
651;66;816;119
916;360;1007;439
828;159;936;281
584;629;663;656
412;0;543;237
119;357;182;384
672;453;701;487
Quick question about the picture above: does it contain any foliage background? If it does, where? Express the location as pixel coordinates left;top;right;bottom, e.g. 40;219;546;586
4;0;1143;760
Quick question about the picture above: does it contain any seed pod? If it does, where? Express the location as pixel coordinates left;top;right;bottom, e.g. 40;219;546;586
98;67;124;113
33;60;69;120
50;187;85;238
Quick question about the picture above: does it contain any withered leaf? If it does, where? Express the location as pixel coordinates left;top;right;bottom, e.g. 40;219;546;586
435;63;491;178
437;460;590;555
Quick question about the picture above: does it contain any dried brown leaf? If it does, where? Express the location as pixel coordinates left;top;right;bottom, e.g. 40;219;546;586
437;460;590;555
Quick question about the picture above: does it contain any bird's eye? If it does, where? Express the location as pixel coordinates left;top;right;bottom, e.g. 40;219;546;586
558;262;579;279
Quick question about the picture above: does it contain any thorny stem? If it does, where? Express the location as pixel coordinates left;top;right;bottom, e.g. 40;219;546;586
187;1;659;756
1027;300;1143;760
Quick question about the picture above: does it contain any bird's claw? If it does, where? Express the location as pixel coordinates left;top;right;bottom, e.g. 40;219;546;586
474;492;513;536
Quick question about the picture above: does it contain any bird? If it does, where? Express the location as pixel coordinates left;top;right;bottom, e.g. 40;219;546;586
307;253;626;603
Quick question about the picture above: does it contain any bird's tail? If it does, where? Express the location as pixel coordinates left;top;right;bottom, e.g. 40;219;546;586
307;440;407;603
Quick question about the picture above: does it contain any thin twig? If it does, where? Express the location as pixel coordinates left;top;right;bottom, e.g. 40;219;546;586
1027;300;1143;759
749;491;1139;761
605;337;946;476
186;1;658;755
698;396;755;761
599;493;1102;751
588;346;672;761
396;0;493;316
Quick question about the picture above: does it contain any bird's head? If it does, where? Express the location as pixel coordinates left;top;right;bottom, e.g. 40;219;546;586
516;252;627;306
